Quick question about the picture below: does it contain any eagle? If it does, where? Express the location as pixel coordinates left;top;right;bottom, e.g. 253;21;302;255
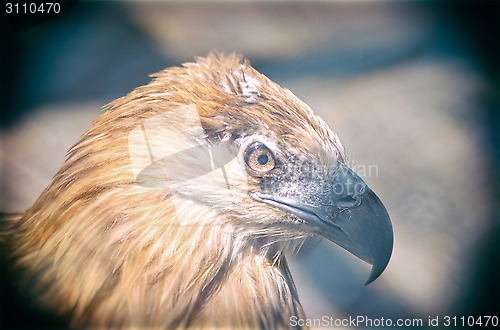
0;53;393;328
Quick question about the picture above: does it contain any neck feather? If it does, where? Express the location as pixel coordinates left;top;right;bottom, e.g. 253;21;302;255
6;198;305;328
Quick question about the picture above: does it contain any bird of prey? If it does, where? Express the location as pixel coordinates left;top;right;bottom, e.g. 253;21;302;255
0;53;393;328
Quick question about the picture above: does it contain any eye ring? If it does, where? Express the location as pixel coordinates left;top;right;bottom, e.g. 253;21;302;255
244;143;276;174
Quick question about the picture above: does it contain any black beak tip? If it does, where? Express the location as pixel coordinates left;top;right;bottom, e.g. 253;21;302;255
364;219;393;285
364;253;392;285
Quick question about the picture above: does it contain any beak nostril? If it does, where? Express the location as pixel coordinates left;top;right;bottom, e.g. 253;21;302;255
337;195;361;209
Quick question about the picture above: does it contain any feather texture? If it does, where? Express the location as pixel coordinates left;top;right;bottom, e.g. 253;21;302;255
1;53;347;328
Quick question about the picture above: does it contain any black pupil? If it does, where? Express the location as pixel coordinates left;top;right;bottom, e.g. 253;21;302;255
257;154;268;165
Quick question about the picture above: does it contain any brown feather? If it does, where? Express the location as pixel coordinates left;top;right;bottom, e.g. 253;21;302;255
1;53;344;328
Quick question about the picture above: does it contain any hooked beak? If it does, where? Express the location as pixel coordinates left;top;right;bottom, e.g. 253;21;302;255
253;163;393;284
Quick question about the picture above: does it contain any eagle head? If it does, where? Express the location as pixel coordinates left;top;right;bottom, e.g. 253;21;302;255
129;53;393;284
3;53;393;328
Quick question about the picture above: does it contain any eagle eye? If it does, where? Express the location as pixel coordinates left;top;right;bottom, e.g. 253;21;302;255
244;143;276;174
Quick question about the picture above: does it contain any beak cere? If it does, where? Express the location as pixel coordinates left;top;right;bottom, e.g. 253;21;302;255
253;163;393;284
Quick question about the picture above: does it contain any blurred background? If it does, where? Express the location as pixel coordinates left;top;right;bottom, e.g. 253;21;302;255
1;0;499;328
